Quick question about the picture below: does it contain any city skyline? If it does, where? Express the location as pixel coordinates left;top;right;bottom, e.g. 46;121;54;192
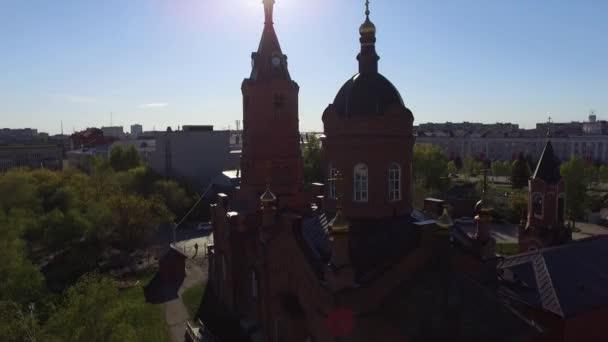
1;0;607;134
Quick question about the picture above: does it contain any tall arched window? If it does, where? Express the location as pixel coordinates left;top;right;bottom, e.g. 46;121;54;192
353;163;368;202
328;164;337;200
532;193;543;218
388;163;401;201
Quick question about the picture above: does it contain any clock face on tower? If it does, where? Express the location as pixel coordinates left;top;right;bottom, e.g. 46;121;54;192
272;56;281;67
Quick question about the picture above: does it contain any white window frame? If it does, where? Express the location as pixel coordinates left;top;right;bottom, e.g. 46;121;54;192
388;163;401;201
353;163;368;202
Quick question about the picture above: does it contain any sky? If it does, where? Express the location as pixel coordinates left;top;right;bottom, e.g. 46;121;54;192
0;0;606;135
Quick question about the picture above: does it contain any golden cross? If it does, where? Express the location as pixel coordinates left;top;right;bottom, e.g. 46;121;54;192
365;0;370;17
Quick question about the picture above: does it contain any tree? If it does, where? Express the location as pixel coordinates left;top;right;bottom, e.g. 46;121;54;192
302;134;324;184
463;157;483;178
152;180;192;218
511;153;531;189
109;146;142;172
0;211;44;307
447;160;458;175
491;161;511;177
108;194;173;251
599;165;608;184
561;155;593;221
413;144;449;191
43;274;147;342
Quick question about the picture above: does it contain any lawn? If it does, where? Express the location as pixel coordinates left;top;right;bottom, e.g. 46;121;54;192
496;243;520;256
118;268;171;342
182;282;207;318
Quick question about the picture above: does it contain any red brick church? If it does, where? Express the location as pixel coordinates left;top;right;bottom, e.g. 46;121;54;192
199;1;607;341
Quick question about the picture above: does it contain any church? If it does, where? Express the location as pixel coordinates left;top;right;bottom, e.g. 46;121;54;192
199;1;608;341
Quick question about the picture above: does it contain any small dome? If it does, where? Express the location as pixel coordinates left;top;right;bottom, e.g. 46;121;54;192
333;73;409;118
359;18;376;35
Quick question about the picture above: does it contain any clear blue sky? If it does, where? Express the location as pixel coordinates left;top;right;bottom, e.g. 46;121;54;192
0;0;606;134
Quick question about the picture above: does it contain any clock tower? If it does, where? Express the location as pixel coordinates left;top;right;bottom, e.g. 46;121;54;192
239;0;304;210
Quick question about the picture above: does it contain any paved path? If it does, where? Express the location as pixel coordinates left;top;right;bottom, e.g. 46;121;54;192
458;220;608;243
160;228;211;342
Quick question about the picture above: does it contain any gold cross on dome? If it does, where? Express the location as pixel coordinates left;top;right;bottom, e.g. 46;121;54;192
365;0;370;17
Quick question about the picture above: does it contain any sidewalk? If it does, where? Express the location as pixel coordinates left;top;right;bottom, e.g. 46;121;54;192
163;253;208;342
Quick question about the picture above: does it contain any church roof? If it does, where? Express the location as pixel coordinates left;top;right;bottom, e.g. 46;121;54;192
333;73;411;119
532;140;561;184
498;236;608;318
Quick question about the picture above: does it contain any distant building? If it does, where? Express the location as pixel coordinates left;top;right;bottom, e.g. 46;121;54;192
130;124;143;138
70;128;117;149
149;128;233;189
417;115;608;164
0;144;62;172
66;147;109;172
101;126;125;139
0;128;40;144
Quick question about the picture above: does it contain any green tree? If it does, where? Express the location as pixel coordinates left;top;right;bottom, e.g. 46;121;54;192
302;134;324;184
109;145;142;172
43;274;147;342
0;211;44;307
463;157;484;178
413;144;449;191
561;155;593;221
108;194;173;251
598;165;608;184
152;180;192;217
447;160;458;175
511;153;531;189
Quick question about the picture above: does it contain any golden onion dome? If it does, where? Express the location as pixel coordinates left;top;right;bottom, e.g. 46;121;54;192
359;18;376;36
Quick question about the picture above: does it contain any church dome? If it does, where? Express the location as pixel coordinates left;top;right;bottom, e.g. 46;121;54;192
332;72;409;118
359;18;376;35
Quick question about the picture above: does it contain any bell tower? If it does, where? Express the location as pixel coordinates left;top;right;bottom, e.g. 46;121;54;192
239;0;304;210
519;132;571;252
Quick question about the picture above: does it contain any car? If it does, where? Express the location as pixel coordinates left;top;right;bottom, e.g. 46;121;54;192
197;222;213;231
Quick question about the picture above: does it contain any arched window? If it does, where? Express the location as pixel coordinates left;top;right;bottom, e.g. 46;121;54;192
532;193;543;218
328;164;337;200
353;163;368;202
388;163;401;201
251;269;258;299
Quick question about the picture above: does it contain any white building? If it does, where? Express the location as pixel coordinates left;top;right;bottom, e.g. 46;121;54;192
101;126;125;139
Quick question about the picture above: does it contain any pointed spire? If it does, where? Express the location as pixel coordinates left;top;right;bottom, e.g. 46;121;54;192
532;140;561;184
357;0;379;74
263;0;274;25
250;0;290;81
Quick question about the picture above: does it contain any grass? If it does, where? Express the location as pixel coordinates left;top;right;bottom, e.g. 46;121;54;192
182;282;206;318
118;268;171;342
496;243;520;256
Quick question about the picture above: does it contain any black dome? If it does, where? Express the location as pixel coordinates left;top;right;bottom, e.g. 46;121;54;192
333;73;406;118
